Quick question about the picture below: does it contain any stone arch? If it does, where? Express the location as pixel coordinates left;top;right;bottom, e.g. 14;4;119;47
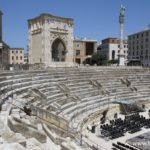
51;38;66;62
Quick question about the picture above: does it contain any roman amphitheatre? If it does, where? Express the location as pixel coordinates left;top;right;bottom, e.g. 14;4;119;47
0;66;150;150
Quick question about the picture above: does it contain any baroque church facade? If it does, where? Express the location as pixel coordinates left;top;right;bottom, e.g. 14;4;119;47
28;13;74;66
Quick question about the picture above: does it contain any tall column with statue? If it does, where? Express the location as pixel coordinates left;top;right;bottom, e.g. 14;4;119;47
0;10;3;43
118;5;125;66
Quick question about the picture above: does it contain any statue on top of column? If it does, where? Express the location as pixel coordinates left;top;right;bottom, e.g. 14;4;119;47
120;5;125;16
119;5;125;24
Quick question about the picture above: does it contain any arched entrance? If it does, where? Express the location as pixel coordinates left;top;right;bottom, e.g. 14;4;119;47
52;38;66;62
112;50;115;60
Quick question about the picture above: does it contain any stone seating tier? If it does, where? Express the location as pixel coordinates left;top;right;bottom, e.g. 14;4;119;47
0;67;150;138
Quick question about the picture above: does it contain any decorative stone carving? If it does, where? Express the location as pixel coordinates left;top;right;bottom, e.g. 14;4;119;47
28;13;74;66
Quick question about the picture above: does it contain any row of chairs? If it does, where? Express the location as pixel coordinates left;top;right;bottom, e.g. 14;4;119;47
101;113;150;139
112;141;138;150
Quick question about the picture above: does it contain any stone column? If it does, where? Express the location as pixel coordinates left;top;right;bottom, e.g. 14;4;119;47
0;10;3;43
118;5;125;66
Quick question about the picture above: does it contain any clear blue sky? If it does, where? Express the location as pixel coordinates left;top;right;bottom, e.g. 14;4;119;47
0;0;150;51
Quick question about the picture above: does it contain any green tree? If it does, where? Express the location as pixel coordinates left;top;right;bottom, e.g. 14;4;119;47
84;52;108;65
83;58;91;65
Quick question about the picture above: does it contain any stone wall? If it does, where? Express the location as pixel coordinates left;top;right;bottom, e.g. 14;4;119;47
8;116;46;143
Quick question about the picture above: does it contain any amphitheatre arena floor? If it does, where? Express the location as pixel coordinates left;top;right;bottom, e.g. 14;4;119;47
83;110;150;150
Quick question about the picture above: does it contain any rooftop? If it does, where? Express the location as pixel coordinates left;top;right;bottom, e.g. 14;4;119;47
128;28;150;36
28;13;74;24
102;37;118;40
9;48;24;50
74;37;97;42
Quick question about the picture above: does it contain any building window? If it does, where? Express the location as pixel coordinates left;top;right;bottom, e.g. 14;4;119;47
16;51;18;53
128;37;131;40
133;52;134;55
20;56;22;60
141;45;143;49
76;50;80;56
76;43;80;48
146;38;148;42
141;33;143;37
146;50;148;55
86;42;94;56
112;50;115;60
124;45;126;48
137;51;139;55
12;51;14;53
20;51;22;53
118;45;120;48
16;56;18;60
12;56;14;60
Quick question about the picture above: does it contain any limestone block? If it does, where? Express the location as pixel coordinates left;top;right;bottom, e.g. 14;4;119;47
61;141;83;150
42;124;66;145
8;116;46;143
0;143;26;150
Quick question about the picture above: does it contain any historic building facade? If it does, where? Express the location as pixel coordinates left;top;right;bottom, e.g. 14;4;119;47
98;37;128;63
128;29;150;66
9;48;24;64
73;38;97;64
28;13;74;66
24;52;28;64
